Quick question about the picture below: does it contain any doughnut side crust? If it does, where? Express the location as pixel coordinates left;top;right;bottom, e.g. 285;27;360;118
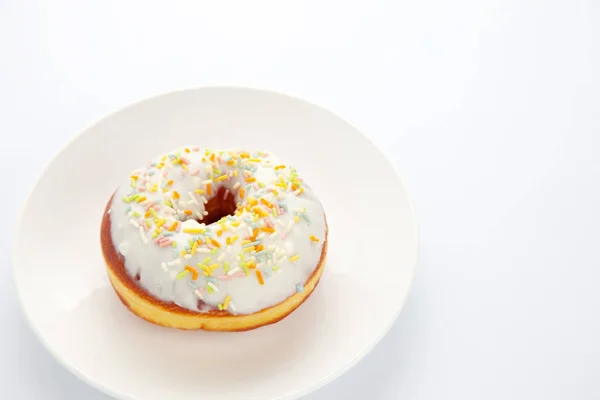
101;197;328;331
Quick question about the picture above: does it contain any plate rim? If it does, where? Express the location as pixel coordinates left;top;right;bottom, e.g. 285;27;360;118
12;85;419;400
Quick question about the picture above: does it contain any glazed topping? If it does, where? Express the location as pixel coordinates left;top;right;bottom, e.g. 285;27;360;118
109;148;326;315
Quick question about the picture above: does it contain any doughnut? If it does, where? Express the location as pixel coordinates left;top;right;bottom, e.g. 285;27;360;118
100;147;327;331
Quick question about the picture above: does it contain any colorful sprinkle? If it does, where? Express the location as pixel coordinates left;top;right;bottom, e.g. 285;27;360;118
207;282;219;292
176;270;190;279
256;270;264;285
185;266;199;280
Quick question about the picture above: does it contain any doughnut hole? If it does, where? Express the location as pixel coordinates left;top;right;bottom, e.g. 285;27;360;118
201;186;237;225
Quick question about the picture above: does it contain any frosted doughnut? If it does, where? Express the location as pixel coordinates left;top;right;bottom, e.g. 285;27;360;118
100;147;327;331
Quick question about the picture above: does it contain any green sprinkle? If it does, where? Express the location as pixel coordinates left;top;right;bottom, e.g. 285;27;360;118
241;262;250;276
223;262;230;273
150;209;158;218
145;218;152;227
272;265;279;271
172;241;178;248
207;285;214;294
176;270;189;280
211;248;218;254
133;211;141;218
122;196;132;203
203;257;211;264
258;182;266;188
217;303;224;310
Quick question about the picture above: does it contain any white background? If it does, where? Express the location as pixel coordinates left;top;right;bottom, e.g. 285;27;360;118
1;1;599;399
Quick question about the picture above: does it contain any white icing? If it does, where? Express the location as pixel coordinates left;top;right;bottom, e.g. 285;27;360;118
109;148;326;315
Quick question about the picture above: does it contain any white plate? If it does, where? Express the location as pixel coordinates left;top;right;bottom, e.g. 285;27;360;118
13;87;418;400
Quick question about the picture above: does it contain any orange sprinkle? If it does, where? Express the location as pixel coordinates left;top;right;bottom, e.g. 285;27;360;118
130;175;139;180
206;183;212;196
260;227;275;233
185;266;199;280
239;187;245;199
310;235;320;242
256;270;264;285
136;196;147;203
210;238;221;248
260;198;273;208
185;148;191;153
167;180;174;186
247;259;256;268
226;160;235;166
196;238;204;245
240;152;250;159
216;229;223;237
168;222;178;231
255;245;264;252
245;177;256;183
226;237;231;245
248;197;258;206
173;191;180;199
274;165;286;170
253;206;269;218
144;211;151;218
184;210;193;215
210;153;216;162
253;228;259;239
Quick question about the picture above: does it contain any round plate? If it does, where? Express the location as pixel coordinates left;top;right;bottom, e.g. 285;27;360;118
13;87;418;400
